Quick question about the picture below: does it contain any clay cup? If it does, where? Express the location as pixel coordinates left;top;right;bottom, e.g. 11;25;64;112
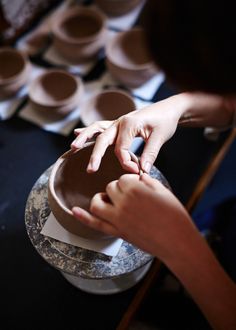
28;69;83;117
0;47;31;100
106;28;157;88
80;89;136;126
51;7;107;63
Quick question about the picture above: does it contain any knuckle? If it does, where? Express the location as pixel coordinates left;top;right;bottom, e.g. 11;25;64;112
120;116;133;128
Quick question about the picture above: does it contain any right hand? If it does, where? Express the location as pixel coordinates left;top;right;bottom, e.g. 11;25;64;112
71;96;185;173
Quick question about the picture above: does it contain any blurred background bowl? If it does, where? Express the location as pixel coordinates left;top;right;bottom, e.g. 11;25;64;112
106;28;157;88
28;69;83;117
0;47;31;100
95;0;143;17
51;7;107;63
48;143;130;239
80;89;136;126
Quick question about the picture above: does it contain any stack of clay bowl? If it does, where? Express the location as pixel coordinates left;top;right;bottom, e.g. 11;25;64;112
51;6;107;63
80;89;136;126
95;0;143;17
28;69;83;117
0;47;31;100
48;143;131;239
106;27;157;88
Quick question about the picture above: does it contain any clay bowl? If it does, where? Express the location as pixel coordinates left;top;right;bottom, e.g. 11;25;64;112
28;69;83;117
22;30;51;56
80;89;136;126
48;143;131;239
0;47;31;100
95;0;143;17
106;28;157;88
51;7;107;63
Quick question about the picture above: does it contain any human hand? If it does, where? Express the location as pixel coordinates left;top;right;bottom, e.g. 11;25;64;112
71;96;185;174
72;173;197;262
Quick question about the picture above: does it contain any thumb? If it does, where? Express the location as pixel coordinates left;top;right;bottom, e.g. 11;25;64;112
140;173;163;190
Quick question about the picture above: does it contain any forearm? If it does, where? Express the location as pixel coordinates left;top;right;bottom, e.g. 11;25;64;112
165;232;236;330
177;92;236;128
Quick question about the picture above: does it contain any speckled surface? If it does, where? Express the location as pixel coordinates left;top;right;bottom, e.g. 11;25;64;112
25;165;169;279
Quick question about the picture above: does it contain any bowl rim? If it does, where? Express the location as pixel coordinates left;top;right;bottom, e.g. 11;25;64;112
0;47;29;85
49;143;96;217
28;69;83;107
52;7;107;44
105;27;156;71
80;88;136;126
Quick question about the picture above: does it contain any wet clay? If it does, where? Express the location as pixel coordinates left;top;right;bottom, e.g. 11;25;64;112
55;145;128;211
48;144;130;239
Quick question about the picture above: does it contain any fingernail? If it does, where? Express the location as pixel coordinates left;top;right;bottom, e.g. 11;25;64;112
143;162;151;173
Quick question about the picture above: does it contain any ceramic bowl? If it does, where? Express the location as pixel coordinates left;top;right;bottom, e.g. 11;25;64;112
95;0;143;17
51;7;107;63
48;143;131;239
106;28;157;88
0;47;31;100
80;89;136;126
28;69;83;117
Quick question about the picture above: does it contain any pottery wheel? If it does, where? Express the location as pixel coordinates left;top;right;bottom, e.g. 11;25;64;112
25;165;169;279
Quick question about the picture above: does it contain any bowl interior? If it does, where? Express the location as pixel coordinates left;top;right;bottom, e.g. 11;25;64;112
108;29;153;68
82;90;136;124
60;11;103;39
31;71;78;105
0;50;25;80
54;145;128;212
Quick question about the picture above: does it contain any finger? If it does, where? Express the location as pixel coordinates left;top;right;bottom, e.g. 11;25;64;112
71;121;113;150
117;174;140;192
72;206;118;237
90;192;115;220
115;119;139;174
140;130;163;173
74;128;84;136
71;126;102;150
87;125;118;173
106;180;122;204
140;173;162;189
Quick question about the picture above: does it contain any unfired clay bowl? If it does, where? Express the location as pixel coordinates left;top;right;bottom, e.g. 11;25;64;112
0;47;31;100
28;69;83;117
95;0;143;17
51;7;107;63
80;89;136;126
48;143;131;239
22;29;51;56
106;28;157;88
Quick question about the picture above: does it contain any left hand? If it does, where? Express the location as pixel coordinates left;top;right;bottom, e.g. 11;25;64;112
72;173;196;262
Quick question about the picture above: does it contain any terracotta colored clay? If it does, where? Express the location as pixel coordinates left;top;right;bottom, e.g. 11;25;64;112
95;0;143;17
51;7;107;63
106;28;158;88
22;30;51;56
80;89;136;126
29;69;83;117
0;47;31;100
48;143;131;239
